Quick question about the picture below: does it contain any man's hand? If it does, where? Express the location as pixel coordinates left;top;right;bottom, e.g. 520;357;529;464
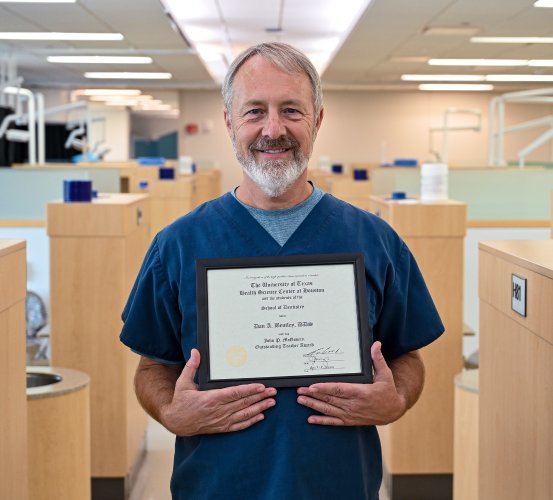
296;341;422;426
138;349;277;436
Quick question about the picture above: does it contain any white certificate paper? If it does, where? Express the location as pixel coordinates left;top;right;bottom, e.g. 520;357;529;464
200;257;368;387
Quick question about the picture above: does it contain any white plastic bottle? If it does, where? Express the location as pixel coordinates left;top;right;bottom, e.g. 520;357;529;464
420;163;448;201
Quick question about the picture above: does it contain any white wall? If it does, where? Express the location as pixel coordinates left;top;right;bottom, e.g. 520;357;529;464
178;90;240;189
178;89;553;193
0;227;50;333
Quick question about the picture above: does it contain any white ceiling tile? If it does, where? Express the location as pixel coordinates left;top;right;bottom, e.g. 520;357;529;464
2;0;552;92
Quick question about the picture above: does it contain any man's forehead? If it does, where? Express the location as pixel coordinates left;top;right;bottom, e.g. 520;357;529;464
232;56;312;102
235;55;307;85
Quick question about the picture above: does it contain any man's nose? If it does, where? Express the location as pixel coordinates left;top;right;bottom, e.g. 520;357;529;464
262;110;286;139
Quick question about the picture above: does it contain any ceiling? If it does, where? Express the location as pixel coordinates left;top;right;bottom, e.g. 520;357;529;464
1;0;553;93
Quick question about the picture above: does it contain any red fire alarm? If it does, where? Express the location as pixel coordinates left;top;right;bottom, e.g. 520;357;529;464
185;123;199;135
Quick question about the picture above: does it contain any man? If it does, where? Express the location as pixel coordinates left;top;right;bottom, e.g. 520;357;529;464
120;42;444;499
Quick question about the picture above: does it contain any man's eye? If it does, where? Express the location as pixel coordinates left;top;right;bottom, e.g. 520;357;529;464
246;109;263;116
284;108;300;114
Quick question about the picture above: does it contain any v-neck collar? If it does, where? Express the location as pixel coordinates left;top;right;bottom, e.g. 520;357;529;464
213;192;339;256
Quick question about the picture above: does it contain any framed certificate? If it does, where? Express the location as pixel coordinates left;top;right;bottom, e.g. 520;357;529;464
196;253;372;389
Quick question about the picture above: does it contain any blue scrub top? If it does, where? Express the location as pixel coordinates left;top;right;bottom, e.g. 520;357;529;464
121;192;444;500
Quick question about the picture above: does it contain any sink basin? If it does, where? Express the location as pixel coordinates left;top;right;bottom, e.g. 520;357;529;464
26;372;63;388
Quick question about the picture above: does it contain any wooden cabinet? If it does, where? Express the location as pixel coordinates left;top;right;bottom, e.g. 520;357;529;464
48;194;150;496
479;240;553;500
122;165;161;193
0;239;28;500
369;196;467;499
190;169;221;207
307;168;335;192
453;370;479;500
146;177;194;239
27;367;90;500
327;178;372;211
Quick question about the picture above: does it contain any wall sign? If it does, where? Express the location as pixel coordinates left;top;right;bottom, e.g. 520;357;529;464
511;274;527;317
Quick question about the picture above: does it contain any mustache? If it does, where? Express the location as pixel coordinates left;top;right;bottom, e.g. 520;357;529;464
250;136;299;151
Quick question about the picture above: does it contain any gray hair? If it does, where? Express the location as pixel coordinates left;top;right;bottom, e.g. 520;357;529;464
222;42;323;119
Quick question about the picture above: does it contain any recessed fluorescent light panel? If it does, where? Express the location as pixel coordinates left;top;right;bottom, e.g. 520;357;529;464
89;95;154;102
528;60;553;66
389;56;429;63
419;84;494;91
75;89;142;96
423;26;480;36
0;0;74;2
162;0;373;83
406;74;553;83
0;32;123;41
48;56;152;64
402;74;485;81
428;59;527;66
486;74;553;82
84;72;172;79
534;0;553;7
471;36;553;44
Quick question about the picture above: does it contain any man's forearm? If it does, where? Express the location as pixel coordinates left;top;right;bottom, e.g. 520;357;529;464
388;350;425;414
134;356;184;424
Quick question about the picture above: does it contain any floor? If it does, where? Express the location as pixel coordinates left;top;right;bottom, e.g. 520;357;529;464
129;419;390;500
129;419;174;500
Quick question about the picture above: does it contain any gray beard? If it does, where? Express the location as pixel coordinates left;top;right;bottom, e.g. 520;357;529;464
240;156;308;198
231;136;309;198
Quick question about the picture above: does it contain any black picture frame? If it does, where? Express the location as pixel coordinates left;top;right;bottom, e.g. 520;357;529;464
196;253;372;389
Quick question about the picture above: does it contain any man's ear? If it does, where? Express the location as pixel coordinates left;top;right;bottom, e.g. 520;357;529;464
315;107;324;131
224;109;232;133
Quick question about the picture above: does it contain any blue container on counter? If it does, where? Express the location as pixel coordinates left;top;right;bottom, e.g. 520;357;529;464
138;157;165;166
393;158;418;167
390;191;407;200
63;180;93;203
353;169;368;180
159;167;175;180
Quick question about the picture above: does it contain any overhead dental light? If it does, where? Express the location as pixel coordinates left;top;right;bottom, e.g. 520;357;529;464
5;129;30;142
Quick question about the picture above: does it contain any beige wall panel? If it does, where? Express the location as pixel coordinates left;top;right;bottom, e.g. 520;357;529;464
326;178;372;210
49;196;150;479
479;301;553;500
124;230;150;465
179;90;553;194
150;198;191;236
0;240;27;500
28;386;91;500
50;237;128;476
382;238;463;473
372;200;466;476
0;302;28;500
479;240;553;500
453;371;479;500
0;241;27;311
479;243;553;344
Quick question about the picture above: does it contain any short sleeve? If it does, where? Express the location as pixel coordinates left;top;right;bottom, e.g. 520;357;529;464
120;237;184;364
374;242;444;360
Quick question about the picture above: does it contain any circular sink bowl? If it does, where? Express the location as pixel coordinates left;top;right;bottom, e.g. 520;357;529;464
26;372;63;389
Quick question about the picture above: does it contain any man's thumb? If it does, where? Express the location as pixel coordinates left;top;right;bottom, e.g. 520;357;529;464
371;341;390;380
179;348;201;386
